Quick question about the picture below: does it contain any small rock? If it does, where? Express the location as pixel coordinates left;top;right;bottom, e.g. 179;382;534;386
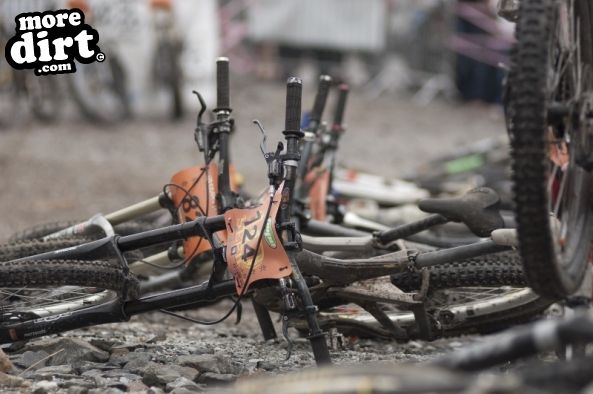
197;372;236;384
0;371;28;388
74;361;120;374
67;386;89;394
19;338;109;365
125;360;160;376
170;389;206;394
108;348;129;365
104;380;128;392
185;345;213;355
146;332;167;344
147;387;165;394
88;388;124;394
176;354;236;374
112;350;154;367
141;363;199;387
127;380;149;393
102;370;143;381
31;380;59;394
89;338;124;352
165;377;203;392
13;350;49;369
59;378;96;389
0;349;13;373
80;369;103;378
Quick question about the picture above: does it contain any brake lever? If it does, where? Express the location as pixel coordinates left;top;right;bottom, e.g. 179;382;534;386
192;91;208;153
253;119;284;185
193;90;207;122
253;119;268;156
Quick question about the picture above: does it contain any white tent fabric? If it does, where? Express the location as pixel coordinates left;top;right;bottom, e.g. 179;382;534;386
247;0;386;53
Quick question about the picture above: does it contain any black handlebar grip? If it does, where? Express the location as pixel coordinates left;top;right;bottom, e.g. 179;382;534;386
285;77;303;133
216;57;230;110
310;75;332;123
332;83;349;129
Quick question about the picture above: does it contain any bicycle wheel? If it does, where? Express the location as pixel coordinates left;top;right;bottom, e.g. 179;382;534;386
0;259;138;343
509;0;593;298
0;238;93;262
0;259;137;295
390;251;526;292
316;285;548;340
67;54;131;125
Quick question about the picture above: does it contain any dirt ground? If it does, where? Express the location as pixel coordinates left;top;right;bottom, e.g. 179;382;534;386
0;77;505;240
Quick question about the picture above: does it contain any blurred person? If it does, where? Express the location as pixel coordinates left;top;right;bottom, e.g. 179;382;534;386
451;0;514;104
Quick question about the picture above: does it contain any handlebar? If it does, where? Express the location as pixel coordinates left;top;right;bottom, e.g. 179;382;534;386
310;75;332;124
118;215;226;251
285;77;303;135
216;57;230;111
332;83;349;131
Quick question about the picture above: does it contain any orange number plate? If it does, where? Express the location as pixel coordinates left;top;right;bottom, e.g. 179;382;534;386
224;184;292;293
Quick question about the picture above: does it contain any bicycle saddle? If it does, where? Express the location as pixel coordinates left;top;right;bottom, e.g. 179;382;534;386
418;187;504;237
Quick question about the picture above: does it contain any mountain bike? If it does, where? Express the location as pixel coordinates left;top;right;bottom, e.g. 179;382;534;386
3;57;240;287
277;75;545;340
0;76;553;366
505;0;593;298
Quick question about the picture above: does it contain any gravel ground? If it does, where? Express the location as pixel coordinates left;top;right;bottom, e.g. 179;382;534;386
0;78;528;393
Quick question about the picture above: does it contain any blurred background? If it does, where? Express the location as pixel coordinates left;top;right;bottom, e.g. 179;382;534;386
0;0;513;238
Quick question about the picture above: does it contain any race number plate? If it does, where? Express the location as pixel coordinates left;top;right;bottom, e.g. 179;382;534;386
169;164;219;259
224;183;292;293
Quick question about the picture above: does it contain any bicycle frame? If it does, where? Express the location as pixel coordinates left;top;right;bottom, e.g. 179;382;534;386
0;212;512;344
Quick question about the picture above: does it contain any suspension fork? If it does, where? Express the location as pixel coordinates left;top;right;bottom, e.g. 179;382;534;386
279;77;331;365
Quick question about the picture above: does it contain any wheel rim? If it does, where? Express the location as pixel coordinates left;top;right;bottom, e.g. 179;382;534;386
318;286;540;333
0;287;115;322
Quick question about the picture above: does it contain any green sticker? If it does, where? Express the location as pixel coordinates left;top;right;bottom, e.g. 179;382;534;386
444;154;484;174
263;219;276;248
